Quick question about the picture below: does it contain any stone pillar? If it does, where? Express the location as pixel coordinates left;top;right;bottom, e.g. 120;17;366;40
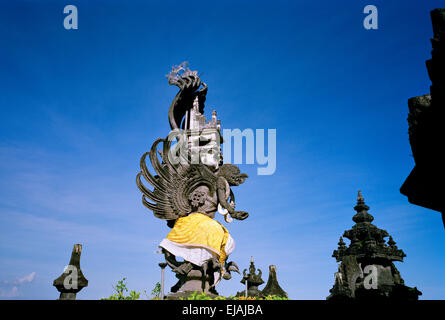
159;262;167;300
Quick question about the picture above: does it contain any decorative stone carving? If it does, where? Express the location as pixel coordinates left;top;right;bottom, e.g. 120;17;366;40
236;257;264;297
327;191;421;301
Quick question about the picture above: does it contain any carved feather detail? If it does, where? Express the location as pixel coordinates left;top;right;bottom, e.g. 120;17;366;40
136;137;218;220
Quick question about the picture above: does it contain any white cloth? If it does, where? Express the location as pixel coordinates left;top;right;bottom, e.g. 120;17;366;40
159;234;235;267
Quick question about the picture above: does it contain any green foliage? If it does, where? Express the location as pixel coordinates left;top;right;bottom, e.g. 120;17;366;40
180;291;214;300
102;280;289;300
102;277;141;300
151;282;161;300
261;295;289;300
180;291;289;300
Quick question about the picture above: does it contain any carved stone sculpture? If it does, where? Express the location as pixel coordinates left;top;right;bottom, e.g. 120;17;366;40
236;257;264;297
136;63;247;298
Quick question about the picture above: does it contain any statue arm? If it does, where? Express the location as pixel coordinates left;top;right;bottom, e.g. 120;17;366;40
229;190;235;208
217;177;248;220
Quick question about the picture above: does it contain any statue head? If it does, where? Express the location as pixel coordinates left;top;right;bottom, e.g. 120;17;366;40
219;164;248;186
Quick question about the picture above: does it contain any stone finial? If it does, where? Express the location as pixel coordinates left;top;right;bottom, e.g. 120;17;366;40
338;237;346;249
261;265;288;298
387;236;398;250
353;190;373;223
357;190;364;203
53;244;88;300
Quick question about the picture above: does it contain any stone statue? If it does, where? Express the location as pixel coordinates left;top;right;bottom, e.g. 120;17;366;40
136;63;247;298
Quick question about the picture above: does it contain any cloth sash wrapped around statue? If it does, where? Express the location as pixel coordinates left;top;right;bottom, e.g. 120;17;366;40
159;213;235;267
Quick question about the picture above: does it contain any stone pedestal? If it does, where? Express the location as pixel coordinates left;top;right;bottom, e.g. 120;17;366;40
167;269;218;299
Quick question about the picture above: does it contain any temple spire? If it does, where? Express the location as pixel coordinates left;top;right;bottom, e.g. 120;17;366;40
328;192;421;301
352;190;374;223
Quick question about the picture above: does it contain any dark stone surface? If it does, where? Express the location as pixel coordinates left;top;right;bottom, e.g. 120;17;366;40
236;258;264;297
159;249;224;298
53;244;88;300
261;265;288;298
327;192;421;301
169;269;218;297
400;8;445;227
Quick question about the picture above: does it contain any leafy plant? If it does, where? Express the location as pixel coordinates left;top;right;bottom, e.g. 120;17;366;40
180;291;289;300
102;277;141;300
102;280;289;300
181;291;214;300
261;295;289;300
151;282;161;300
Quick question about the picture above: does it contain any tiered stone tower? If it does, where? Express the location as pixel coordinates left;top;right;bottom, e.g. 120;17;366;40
327;191;421;301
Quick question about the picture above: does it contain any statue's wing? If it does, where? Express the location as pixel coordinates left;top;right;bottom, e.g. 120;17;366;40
136;138;191;220
136;137;218;220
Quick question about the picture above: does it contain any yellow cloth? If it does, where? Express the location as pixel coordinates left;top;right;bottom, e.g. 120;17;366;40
166;213;229;264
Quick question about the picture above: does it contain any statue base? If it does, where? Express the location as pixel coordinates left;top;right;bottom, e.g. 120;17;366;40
167;268;219;299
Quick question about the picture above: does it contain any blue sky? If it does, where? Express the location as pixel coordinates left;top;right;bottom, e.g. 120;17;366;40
1;0;444;299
